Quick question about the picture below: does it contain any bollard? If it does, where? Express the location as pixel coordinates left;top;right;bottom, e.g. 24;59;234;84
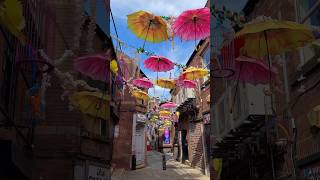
132;155;136;170
162;153;166;170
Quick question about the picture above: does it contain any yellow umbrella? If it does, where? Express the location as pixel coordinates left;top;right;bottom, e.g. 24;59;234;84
182;67;209;80
69;91;110;120
131;89;150;101
127;11;168;48
0;0;26;43
159;110;171;117
110;59;118;75
156;78;176;89
235;17;315;58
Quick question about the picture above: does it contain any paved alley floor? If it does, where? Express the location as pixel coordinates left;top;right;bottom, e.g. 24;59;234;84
112;151;210;180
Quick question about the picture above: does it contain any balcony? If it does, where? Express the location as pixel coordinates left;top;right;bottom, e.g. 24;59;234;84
172;88;195;108
212;82;273;139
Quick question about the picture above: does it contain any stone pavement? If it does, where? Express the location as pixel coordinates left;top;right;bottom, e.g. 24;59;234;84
111;151;210;180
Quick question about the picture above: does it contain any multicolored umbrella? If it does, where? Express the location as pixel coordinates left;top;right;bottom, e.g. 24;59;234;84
0;0;26;43
69;91;110;120
156;78;176;89
235;16;315;58
131;89;150;101
132;77;154;89
73;54;110;82
160;102;177;109
173;7;210;47
231;56;278;85
182;67;209;80
144;56;174;72
127;11;168;49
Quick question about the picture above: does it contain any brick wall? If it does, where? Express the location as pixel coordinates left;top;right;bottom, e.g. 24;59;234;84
189;122;205;172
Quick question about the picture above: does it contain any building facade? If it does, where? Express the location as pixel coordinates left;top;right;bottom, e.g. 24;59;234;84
0;0;116;179
112;52;148;170
210;0;320;179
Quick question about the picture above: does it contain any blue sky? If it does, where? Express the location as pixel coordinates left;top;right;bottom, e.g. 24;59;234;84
105;0;247;100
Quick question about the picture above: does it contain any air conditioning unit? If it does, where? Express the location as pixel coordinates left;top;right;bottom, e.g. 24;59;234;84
213;82;272;139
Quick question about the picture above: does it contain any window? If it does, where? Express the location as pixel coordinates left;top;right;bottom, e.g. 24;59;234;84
298;0;320;64
201;46;210;82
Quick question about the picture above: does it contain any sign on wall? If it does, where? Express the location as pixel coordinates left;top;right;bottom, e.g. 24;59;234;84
136;113;147;123
88;165;108;180
164;128;170;144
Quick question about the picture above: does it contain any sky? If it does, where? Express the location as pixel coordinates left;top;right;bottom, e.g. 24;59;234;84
105;0;248;100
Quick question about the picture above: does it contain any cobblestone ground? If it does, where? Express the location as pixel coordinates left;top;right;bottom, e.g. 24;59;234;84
112;151;210;180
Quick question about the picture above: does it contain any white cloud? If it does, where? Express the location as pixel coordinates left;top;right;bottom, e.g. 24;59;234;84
111;0;207;19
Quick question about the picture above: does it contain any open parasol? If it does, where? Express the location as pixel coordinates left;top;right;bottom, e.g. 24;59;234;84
73;54;110;82
160;102;177;109
176;79;197;88
156;78;176;89
173;7;210;47
231;56;278;85
181;67;209;80
132;77;154;89
143;56;175;72
131;89;150;101
69;91;110;120
127;10;168;50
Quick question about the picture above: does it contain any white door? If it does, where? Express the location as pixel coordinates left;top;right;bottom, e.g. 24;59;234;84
135;124;145;165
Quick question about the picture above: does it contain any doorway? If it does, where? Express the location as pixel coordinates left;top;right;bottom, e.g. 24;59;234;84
181;130;188;162
135;123;145;166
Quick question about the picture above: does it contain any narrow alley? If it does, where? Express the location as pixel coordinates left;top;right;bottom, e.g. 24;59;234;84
112;151;209;180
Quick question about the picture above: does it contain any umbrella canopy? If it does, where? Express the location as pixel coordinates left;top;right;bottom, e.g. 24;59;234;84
182;67;209;80
173;7;210;41
132;77;154;89
156;78;176;89
159;110;171;117
69;91;110;120
0;0;26;43
73;54;110;82
144;56;174;72
131;89;150;101
176;79;197;88
231;56;278;85
235;17;315;58
127;11;168;44
160;102;177;108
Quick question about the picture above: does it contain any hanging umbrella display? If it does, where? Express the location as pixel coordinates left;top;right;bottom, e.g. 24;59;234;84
173;7;210;47
181;67;209;80
131;89;150;101
176;79;197;88
156;78;176;89
132;77;154;89
73;54;110;82
235;16;315;59
127;10;168;50
160;102;177;109
69;91;110;120
110;59;118;75
0;0;26;43
144;56;175;72
231;56;278;85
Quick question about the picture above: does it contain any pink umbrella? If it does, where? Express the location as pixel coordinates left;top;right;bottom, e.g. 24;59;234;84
74;54;110;81
173;7;210;42
144;56;174;72
176;79;197;88
231;56;278;85
132;77;154;89
160;102;177;109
